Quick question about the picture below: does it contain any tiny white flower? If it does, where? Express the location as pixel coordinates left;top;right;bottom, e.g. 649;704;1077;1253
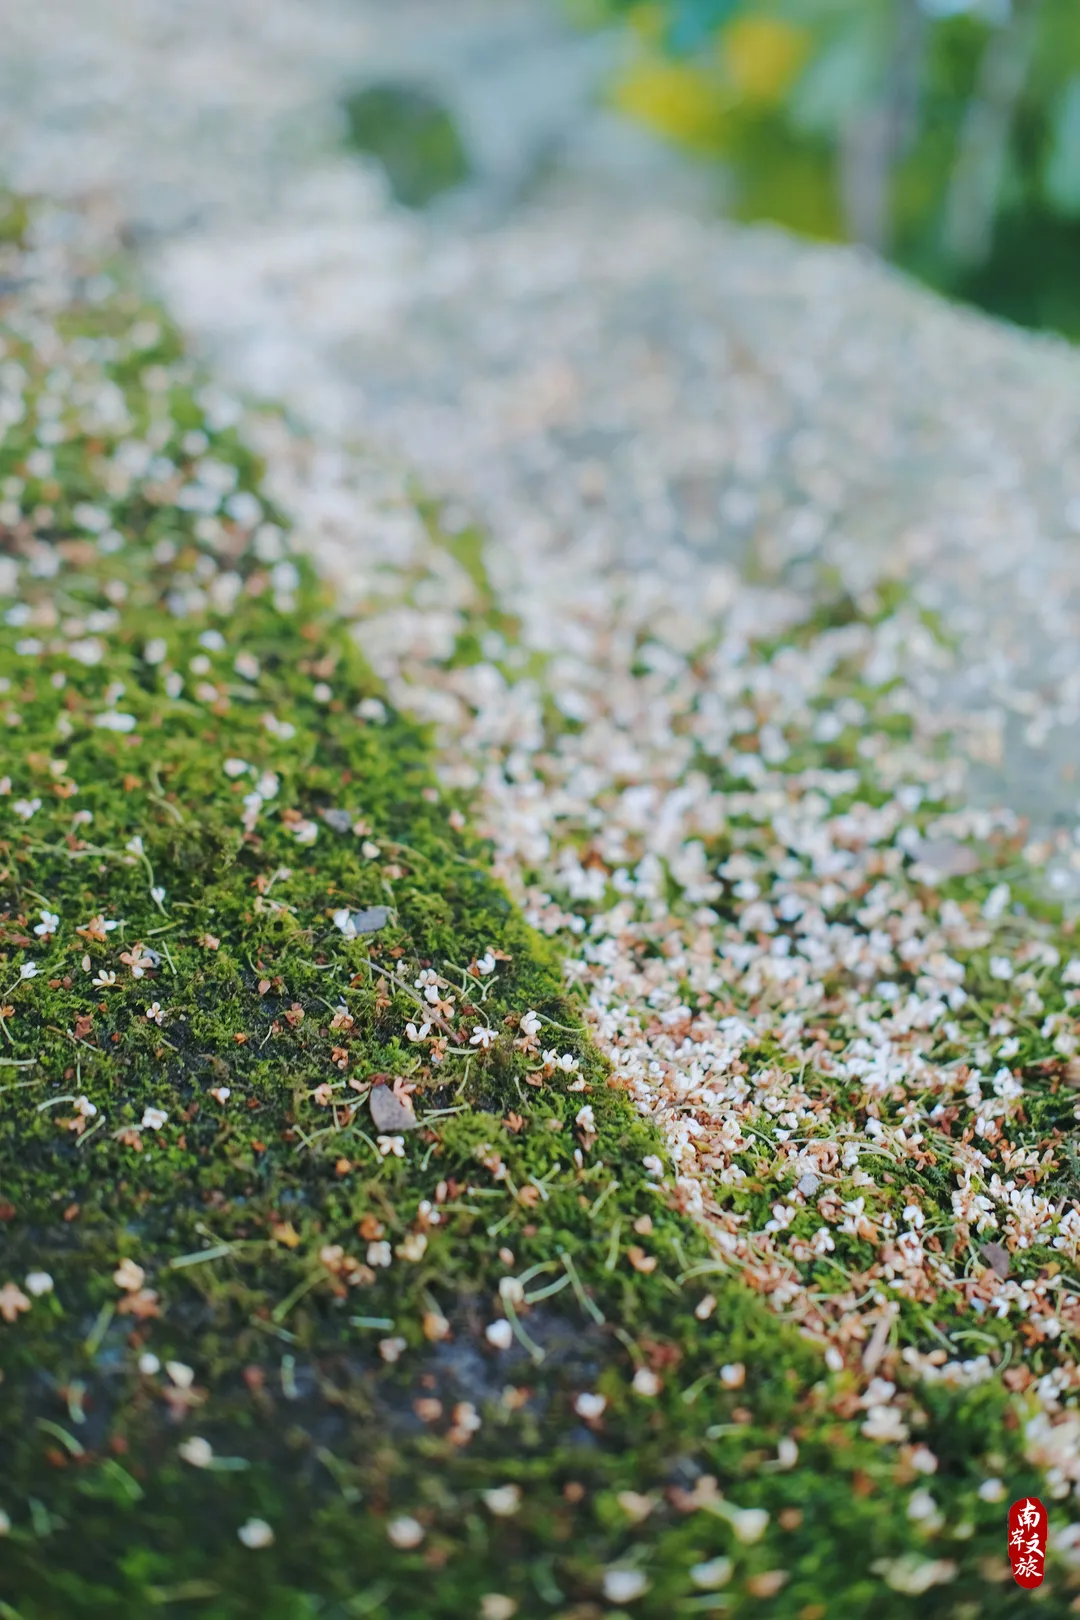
632;1366;661;1397
777;1436;799;1469
519;1009;541;1038
556;1052;579;1073
332;907;357;938
691;1557;732;1590
145;1002;164;1024
982;883;1010;921
237;1518;274;1550
482;1484;522;1517
988;955;1014;981
74;1096;97;1118
485;1319;513;1350
24;1271;53;1297
141;1106;168;1130
480;1598;517;1620
165;1361;194;1389
476;951;497;975
13;797;41;819
386;1515;423;1549
19;962;38;980
367;1240;393;1268
405;1020;432;1043
150;886;166;904
603;1569;649;1603
573;1391;607;1420
138;1351;160;1375
113;1258;145;1291
125;835;144;855
179;1436;214;1468
731;1507;769;1544
377;1135;405;1158
92;970;117;988
978;1477;1006;1503
33;910;59;936
210;1086;231;1104
470;1026;496;1050
95;712;137;733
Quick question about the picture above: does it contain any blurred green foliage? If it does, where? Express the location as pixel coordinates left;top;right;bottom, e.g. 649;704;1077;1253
342;82;471;208
598;0;1080;336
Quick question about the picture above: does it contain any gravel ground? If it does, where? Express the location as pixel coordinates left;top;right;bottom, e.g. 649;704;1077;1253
8;0;1080;1519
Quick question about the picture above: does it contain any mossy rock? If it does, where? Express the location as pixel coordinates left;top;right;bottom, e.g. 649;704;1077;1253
0;201;1055;1619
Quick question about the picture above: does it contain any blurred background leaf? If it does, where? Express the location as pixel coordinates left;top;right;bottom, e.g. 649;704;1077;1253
592;0;1080;337
342;81;471;209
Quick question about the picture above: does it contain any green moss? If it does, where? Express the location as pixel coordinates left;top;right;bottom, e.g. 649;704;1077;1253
0;203;1062;1619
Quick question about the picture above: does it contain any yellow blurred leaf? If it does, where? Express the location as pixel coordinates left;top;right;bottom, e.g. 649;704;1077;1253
627;3;668;46
722;17;809;105
613;58;730;148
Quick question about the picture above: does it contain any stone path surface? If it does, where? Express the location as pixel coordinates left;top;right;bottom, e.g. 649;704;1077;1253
5;0;1080;835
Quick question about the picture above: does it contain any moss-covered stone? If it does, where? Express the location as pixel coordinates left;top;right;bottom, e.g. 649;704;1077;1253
0;201;1053;1619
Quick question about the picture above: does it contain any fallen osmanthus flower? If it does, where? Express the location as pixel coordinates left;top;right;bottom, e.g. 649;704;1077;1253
237;1518;274;1549
482;1484;521;1518
113;1258;145;1292
573;1391;606;1422
119;942;160;978
0;1281;31;1322
386;1515;424;1549
77;913;120;943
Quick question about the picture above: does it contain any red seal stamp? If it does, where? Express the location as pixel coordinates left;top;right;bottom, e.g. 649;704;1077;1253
1008;1497;1047;1589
